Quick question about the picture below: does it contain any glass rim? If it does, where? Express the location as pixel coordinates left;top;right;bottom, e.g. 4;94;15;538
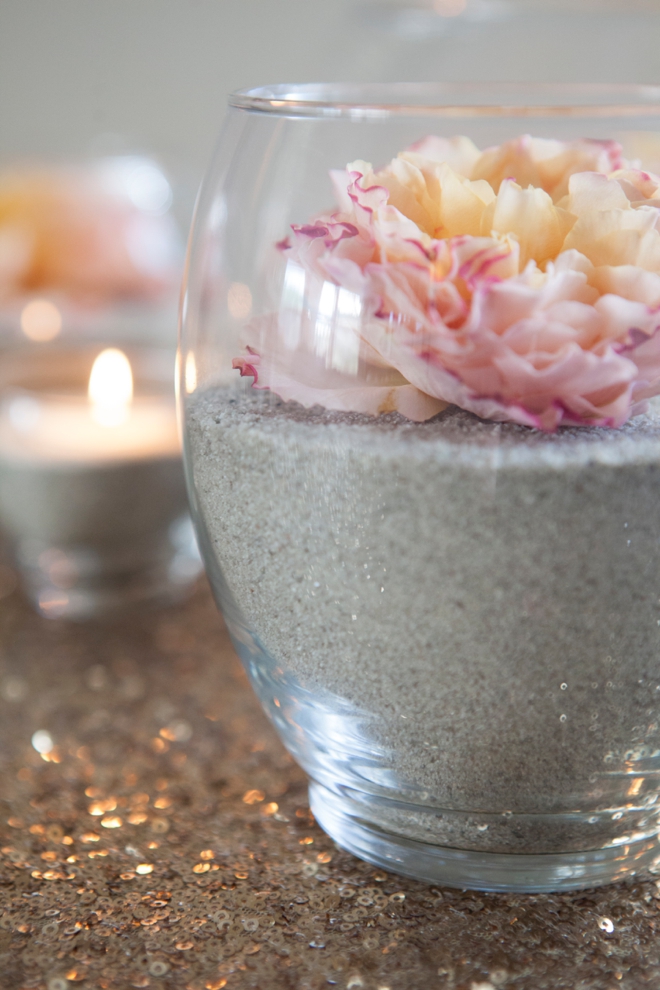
229;82;660;119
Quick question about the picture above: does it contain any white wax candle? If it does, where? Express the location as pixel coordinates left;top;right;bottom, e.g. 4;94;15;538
0;345;197;619
0;393;180;463
0;347;180;464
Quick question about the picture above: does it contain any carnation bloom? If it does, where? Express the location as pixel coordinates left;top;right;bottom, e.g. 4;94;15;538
234;135;660;430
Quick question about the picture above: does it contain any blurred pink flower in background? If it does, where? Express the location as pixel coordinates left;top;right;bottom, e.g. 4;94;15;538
0;158;179;305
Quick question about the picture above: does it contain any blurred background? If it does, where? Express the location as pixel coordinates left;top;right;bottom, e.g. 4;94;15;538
2;0;660;233
0;0;658;617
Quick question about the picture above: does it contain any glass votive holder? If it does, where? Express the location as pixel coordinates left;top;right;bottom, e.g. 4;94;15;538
0;344;201;619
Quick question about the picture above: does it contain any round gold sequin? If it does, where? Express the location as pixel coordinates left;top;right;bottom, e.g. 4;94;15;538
135;864;153;875
100;816;122;829
242;789;264;805
212;910;231;931
88;798;117;816
65;969;86;982
148;960;169;976
127;812;148;825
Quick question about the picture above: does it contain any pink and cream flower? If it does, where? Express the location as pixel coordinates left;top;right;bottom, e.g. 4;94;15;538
234;135;660;430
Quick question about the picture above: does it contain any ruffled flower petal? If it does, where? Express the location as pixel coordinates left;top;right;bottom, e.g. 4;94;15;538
233;316;446;422
472;135;625;200
484;179;576;268
356;156;496;241
561;171;632;215
404;135;482;177
610;168;660;203
563;207;660;270
590;264;660;307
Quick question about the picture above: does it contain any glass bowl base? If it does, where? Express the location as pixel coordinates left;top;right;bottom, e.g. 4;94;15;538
309;781;660;893
221;590;660;894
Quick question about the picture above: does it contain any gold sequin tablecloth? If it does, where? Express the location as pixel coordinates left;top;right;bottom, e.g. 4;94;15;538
0;580;659;990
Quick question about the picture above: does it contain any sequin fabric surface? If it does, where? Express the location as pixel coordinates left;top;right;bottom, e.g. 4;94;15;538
0;580;658;990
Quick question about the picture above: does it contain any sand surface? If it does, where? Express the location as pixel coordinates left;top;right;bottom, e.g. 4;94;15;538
187;386;660;852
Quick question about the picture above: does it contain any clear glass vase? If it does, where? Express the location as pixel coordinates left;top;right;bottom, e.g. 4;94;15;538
181;83;660;891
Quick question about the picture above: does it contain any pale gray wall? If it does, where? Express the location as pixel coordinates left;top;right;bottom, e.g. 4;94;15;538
0;1;359;174
1;0;658;216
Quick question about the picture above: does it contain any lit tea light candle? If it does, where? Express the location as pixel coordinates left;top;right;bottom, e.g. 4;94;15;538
0;348;180;463
0;345;200;618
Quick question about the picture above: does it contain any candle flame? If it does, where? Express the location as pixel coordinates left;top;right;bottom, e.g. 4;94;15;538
88;348;133;426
